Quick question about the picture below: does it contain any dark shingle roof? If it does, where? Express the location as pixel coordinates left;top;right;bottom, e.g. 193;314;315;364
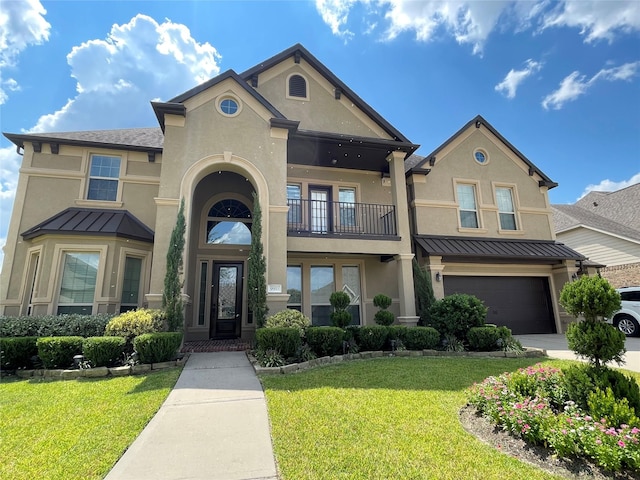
415;235;584;263
22;208;154;242
552;183;640;243
4;128;163;151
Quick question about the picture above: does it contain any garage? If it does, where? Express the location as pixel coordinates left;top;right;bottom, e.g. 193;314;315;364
443;276;556;334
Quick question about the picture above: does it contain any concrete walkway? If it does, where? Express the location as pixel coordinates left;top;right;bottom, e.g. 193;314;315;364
104;352;278;480
516;334;640;373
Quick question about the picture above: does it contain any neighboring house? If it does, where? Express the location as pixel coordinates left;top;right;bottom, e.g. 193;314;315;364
0;44;584;339
552;184;640;288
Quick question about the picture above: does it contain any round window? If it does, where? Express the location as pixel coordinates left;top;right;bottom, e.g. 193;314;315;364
220;98;238;116
473;149;488;165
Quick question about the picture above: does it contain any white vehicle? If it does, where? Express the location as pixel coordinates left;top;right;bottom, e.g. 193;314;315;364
608;287;640;337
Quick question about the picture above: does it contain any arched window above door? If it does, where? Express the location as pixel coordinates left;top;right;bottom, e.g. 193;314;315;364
206;199;252;245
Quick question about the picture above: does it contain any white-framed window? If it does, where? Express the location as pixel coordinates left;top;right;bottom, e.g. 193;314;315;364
216;94;242;117
287;265;302;311
57;252;99;315
496;187;517;230
88;155;121;201
205;199;252;245
310;265;334;326
457;184;479;228
288;74;308;99
287;184;302;225
338;188;356;230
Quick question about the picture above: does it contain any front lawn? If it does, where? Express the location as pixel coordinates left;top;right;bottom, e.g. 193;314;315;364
0;369;181;480
261;357;634;480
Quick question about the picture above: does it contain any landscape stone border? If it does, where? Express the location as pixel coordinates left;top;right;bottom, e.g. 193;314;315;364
250;347;547;375
10;354;190;381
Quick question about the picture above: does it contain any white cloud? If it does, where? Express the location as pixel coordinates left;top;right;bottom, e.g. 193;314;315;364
542;61;640;110
0;14;223;270
495;59;543;98
579;173;640;199
315;0;357;39
542;0;640;43
314;1;640;53
25;14;221;133
0;0;51;104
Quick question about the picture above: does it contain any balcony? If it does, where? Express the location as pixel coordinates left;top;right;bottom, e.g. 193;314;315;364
287;199;397;238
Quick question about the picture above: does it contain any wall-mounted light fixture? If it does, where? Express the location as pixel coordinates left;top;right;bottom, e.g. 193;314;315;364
435;272;441;282
571;272;578;280
429;156;436;166
475;120;481;128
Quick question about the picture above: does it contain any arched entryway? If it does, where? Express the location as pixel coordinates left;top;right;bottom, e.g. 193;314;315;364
186;171;256;340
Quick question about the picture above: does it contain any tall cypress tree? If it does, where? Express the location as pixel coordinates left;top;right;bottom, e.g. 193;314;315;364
163;198;186;332
248;192;268;327
413;258;436;326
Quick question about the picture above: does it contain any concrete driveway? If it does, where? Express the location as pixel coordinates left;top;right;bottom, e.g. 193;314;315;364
515;334;640;373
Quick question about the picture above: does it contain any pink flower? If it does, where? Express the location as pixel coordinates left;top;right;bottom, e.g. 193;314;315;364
618;441;626;448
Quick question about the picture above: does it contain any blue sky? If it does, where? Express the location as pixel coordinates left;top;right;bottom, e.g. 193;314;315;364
1;0;639;267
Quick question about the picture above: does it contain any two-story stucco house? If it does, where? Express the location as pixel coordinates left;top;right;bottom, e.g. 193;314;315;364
0;44;584;340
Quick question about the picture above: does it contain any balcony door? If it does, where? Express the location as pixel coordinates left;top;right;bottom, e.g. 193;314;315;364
310;186;331;233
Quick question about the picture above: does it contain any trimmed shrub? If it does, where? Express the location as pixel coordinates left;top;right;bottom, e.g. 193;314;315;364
330;292;352;328
0;314;113;338
105;309;164;350
563;364;640;416
265;309;311;337
134;332;183;364
373;294;395;326
358;325;388;351
305;327;344;357
428;294;487;341
344;325;361;344
559;275;621;323
0;337;38;370
404;327;440;350
37;336;84;369
387;325;408;343
467;325;513;351
256;327;301;359
587;387;639;428
82;336;126;367
566;320;626;368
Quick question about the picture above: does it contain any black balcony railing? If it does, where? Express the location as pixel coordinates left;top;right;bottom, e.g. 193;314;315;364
287;199;397;237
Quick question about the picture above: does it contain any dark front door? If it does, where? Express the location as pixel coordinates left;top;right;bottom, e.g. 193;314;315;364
210;262;243;339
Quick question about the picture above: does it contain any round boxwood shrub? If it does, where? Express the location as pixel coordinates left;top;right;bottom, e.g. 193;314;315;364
467;325;513;351
566;319;626;368
305;326;344;357
82;336;126;367
428;294;488;341
330;292;353;328
256;327;301;359
265;309;311;337
37;336;84;369
559;275;621;323
404;327;440;350
134;332;183;364
105;309;164;351
358;325;388;351
373;294;395;326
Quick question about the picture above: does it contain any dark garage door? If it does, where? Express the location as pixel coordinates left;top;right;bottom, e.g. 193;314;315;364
443;276;556;335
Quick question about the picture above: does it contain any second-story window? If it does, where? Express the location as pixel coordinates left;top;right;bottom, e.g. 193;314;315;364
88;155;121;201
206;199;252;245
457;184;479;228
496;187;517;230
287;184;302;224
339;188;356;229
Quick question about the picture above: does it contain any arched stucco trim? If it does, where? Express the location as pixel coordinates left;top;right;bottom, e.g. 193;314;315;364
180;153;271;279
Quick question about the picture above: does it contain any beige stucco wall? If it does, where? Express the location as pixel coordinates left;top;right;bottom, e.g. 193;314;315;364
410;127;553;240
255;58;392;139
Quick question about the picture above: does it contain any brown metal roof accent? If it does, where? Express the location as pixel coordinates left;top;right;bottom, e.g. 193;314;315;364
414;235;585;263
21;208;154;242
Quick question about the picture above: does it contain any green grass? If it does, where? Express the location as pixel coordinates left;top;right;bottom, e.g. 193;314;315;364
261;357;593;480
0;368;181;480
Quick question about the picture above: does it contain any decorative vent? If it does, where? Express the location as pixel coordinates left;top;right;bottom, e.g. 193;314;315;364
288;74;307;98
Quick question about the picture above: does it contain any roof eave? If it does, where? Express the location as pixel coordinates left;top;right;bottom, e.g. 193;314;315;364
3;132;163;153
